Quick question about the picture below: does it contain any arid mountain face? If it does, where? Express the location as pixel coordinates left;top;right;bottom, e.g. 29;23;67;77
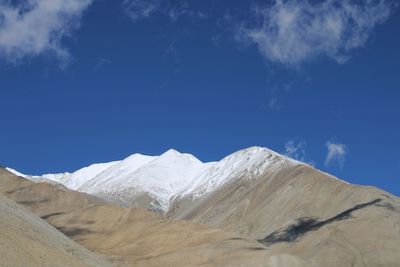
169;160;398;235
1;147;400;266
168;163;400;266
0;168;307;267
0;191;110;267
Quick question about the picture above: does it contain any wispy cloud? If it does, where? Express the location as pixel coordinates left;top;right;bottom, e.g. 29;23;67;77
268;83;292;110
0;0;93;65
122;0;207;22
325;141;348;169
236;0;397;66
93;57;112;72
268;96;279;110
122;0;161;21
283;138;316;166
284;139;307;161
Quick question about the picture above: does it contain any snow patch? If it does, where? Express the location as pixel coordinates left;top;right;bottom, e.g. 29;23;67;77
6;167;27;178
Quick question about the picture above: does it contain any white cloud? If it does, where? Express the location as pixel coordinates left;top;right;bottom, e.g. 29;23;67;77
93;57;112;72
0;0;93;64
122;0;161;21
268;96;279;110
325;141;348;169
284;139;306;161
122;0;206;22
236;0;397;65
268;83;292;110
283;138;317;166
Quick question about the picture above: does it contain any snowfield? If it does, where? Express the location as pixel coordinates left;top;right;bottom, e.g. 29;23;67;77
9;147;304;213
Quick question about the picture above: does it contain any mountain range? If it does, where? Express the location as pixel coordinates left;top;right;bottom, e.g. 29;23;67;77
2;146;400;266
7;147;301;214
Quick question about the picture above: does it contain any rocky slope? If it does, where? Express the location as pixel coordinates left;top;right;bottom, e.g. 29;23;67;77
0;193;111;267
169;162;400;267
0;167;311;267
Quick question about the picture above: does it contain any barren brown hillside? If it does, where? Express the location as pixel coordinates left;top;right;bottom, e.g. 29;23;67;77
0;168;310;267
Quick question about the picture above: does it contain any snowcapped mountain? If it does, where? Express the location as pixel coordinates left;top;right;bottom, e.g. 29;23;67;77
4;148;400;267
43;161;120;190
79;149;209;211
176;147;296;199
9;147;302;213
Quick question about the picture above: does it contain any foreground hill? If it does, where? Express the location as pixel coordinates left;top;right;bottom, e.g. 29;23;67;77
0;168;310;267
0;194;110;267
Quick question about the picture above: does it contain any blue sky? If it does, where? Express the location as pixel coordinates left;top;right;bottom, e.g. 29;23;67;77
0;0;399;196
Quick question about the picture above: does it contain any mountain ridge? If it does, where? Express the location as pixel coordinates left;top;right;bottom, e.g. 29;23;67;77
6;146;313;213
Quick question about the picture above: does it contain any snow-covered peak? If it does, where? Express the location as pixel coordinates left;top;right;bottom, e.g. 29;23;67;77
222;146;274;161
78;154;157;191
59;161;120;190
6;167;28;178
177;146;291;199
157;149;203;164
124;153;154;161
230;146;289;161
161;149;181;157
5;146;302;213
118;153;157;171
80;150;207;212
42;172;71;182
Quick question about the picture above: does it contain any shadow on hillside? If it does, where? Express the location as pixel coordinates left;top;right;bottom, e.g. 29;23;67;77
41;212;64;220
258;198;382;246
17;199;50;206
55;226;93;238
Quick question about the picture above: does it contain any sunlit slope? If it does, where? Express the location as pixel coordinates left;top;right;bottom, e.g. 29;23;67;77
0;194;111;267
169;162;400;267
0;168;310;267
